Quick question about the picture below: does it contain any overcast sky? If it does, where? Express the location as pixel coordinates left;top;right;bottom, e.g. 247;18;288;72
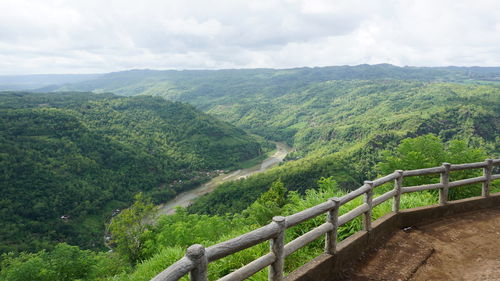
1;0;499;74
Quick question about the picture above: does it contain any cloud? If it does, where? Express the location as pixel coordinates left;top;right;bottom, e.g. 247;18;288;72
0;0;499;74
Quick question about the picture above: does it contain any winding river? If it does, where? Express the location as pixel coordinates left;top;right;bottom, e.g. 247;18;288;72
157;142;292;215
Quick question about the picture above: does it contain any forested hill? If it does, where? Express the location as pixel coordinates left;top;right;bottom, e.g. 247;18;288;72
7;65;498;215
0;74;101;91
32;64;500;99
0;91;263;253
187;81;499;215
207;81;500;155
0;67;499;281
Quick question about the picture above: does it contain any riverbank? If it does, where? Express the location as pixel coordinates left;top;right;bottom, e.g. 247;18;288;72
156;142;292;215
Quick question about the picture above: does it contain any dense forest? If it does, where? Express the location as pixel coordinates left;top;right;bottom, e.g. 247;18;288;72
23;64;500;95
0;92;264;254
0;65;499;281
1;135;498;281
187;81;499;215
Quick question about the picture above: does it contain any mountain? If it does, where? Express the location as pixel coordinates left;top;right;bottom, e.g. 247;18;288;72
3;65;498;215
0;66;499;281
0;91;264;253
3;64;500;95
0;74;101;91
187;80;499;215
29;64;500;95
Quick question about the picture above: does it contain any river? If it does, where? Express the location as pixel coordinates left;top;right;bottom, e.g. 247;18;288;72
156;142;292;215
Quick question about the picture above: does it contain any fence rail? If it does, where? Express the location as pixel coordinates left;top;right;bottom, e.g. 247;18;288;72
151;159;500;281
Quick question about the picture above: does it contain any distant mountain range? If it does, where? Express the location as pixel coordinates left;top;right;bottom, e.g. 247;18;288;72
2;64;500;93
0;74;102;91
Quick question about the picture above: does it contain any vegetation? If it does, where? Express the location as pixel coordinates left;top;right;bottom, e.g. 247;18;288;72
0;65;499;281
108;193;155;264
188;81;499;215
1;135;498;281
0;243;128;281
42;65;500;98
0;91;264;254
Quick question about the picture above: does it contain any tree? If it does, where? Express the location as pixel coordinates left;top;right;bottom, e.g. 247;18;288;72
109;193;155;264
377;134;487;199
377;134;445;173
243;180;287;225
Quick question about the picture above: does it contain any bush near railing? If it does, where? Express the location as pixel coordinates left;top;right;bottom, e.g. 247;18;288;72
152;159;500;281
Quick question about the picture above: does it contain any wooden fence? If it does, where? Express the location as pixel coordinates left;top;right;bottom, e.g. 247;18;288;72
151;159;500;281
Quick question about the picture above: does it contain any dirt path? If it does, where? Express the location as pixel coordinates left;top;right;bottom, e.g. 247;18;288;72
346;207;500;281
156;142;292;215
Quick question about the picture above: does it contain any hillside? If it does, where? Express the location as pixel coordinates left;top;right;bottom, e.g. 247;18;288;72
187;81;499;215
0;92;264;253
2;135;497;281
0;74;102;91
0;67;499;281
2;65;499;96
6;66;499;215
208;81;500;155
21;66;499;153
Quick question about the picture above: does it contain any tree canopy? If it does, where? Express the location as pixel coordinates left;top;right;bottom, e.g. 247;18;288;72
0;91;264;254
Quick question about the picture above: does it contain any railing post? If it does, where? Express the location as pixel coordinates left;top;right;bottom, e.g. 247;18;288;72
325;197;340;255
392;170;403;212
186;244;208;281
439;163;451;205
363;181;373;232
269;216;285;281
482;159;493;197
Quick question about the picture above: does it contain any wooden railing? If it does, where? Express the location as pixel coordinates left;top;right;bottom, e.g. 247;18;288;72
151;159;500;281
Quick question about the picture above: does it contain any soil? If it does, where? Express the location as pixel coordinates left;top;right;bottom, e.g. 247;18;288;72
345;207;500;281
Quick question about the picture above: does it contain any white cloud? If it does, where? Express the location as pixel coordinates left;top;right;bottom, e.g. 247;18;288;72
0;0;499;74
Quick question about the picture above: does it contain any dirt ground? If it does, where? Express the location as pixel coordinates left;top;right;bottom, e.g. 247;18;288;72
345;207;500;281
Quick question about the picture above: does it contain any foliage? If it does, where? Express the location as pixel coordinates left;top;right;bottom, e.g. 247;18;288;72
242;180;287;225
188;81;499;215
377;134;487;199
0;91;264;253
111;175;437;281
0;243;128;281
1;66;499;280
109;193;155;264
377;134;447;174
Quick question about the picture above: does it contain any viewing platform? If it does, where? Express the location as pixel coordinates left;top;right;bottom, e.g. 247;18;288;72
289;194;500;281
343;205;500;281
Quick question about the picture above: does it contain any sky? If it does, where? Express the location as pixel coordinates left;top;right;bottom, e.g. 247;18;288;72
1;0;500;74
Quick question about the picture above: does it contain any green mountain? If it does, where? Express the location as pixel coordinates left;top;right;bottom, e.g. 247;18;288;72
0;74;101;91
40;64;500;97
187;81;499;215
0;91;264;253
13;65;499;215
0;65;499;281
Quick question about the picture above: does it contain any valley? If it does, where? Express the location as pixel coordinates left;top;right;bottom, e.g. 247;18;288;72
0;65;499;281
0;91;267;254
157;142;292;215
2;1;500;280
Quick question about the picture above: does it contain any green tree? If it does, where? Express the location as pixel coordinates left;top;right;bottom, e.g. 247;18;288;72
109;193;155;264
377;134;446;173
0;243;126;281
377;134;488;199
243;180;287;225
